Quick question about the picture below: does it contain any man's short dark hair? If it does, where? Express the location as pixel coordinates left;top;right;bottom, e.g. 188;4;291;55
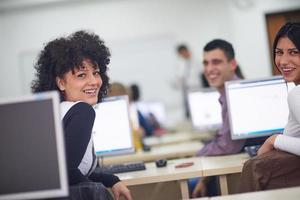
203;39;235;61
177;44;188;53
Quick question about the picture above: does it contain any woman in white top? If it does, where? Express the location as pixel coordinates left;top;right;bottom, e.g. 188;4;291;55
239;22;300;193
258;22;300;156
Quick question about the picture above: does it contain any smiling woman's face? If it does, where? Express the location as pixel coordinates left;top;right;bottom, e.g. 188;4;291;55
56;59;102;105
275;37;300;85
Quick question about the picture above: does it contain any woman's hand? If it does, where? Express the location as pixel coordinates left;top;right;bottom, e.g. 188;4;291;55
112;181;132;200
257;134;279;156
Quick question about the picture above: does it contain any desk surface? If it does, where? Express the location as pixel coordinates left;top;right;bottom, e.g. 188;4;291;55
143;131;212;147
210;186;300;200
117;157;203;186
115;153;248;186
201;153;249;176
115;152;249;199
101;141;203;165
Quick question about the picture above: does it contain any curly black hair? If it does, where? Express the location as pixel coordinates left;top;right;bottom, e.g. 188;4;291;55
31;30;110;102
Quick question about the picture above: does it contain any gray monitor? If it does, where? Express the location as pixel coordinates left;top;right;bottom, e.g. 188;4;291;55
187;89;222;131
0;91;68;200
226;76;295;140
93;95;134;157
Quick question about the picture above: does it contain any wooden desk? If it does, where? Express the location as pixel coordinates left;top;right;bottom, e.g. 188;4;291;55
210;186;300;200
143;131;212;147
101;141;203;165
200;153;249;195
113;153;249;199
117;157;203;199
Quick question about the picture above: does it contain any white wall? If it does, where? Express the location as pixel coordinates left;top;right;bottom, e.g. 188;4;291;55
0;0;299;124
228;0;300;79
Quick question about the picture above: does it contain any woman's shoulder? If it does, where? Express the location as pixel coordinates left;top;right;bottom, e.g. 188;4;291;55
290;84;300;93
287;85;300;108
288;85;300;98
60;101;95;119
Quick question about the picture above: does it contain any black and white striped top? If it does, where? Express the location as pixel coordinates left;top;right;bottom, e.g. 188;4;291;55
60;101;120;187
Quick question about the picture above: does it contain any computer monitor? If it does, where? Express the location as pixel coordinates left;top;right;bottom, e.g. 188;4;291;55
226;76;295;140
135;101;168;128
0;91;68;200
92;95;134;157
187;89;222;131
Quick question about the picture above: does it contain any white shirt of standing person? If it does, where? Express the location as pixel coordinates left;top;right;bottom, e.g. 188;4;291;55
172;56;202;91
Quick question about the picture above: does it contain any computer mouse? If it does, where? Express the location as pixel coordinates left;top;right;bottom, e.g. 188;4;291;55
244;145;259;157
155;159;167;167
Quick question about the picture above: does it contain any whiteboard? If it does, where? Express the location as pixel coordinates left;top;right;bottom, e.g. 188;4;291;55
19;50;39;95
108;35;183;124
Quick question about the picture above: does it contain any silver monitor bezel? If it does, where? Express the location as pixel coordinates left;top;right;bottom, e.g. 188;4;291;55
93;95;135;157
187;88;222;131
0;91;68;200
226;76;291;140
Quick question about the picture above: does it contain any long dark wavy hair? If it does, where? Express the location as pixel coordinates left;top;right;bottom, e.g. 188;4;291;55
31;30;110;102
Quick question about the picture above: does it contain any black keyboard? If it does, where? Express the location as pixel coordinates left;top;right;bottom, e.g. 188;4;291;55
244;145;262;157
101;162;146;174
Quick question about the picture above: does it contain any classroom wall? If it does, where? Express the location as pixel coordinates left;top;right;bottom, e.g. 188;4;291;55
0;0;299;125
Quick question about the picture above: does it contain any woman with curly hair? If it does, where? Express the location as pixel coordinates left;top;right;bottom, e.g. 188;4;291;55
32;30;132;200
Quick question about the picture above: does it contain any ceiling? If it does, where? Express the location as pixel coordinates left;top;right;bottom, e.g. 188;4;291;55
0;0;99;13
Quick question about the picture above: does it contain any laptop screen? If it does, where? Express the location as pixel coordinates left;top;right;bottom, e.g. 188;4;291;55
0;91;68;200
226;76;295;140
93;95;134;157
188;89;222;131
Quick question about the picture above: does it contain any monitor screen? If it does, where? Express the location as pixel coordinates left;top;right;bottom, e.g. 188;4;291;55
226;76;295;140
135;101;168;128
92;95;134;157
0;91;68;200
187;89;222;131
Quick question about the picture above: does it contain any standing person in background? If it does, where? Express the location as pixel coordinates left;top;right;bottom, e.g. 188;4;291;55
191;39;246;198
239;22;300;192
31;31;132;200
175;44;203;119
